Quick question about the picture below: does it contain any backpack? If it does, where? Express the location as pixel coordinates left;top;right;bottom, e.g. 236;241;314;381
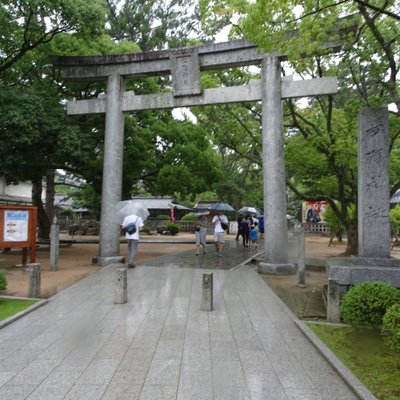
125;216;138;235
126;223;137;234
218;215;229;231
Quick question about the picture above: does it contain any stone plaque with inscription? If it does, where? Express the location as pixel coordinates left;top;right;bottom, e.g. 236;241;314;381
358;107;390;258
170;49;201;97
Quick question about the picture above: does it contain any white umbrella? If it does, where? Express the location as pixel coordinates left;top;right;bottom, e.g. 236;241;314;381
237;206;259;215
113;200;150;224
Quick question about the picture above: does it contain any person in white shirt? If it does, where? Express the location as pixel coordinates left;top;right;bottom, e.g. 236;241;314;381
212;211;229;256
121;214;144;268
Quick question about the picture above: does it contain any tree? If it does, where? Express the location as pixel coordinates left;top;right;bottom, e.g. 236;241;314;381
199;0;400;253
106;0;202;51
0;0;106;78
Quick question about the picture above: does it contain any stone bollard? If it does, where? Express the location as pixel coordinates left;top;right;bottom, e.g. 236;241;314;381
296;226;306;287
28;263;41;298
201;273;213;311
50;216;60;272
114;268;128;304
327;278;340;323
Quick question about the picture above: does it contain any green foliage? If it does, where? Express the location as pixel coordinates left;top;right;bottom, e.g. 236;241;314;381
142;226;152;234
390;205;400;234
382;304;400;353
0;298;38;321
340;282;400;329
59;208;74;217
165;222;179;235
0;271;7;291
180;214;199;221
307;323;400;399
156;214;170;220
324;204;356;236
0;0;106;77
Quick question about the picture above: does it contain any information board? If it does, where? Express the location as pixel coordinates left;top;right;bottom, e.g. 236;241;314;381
0;205;37;264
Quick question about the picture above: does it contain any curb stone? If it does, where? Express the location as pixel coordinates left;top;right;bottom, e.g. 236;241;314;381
0;296;48;329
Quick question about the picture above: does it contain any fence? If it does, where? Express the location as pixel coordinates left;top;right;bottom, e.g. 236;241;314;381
303;222;330;234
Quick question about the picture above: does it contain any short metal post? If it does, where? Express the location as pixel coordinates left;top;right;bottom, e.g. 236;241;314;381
201;273;213;311
114;268;128;304
50;216;59;272
28;263;41;298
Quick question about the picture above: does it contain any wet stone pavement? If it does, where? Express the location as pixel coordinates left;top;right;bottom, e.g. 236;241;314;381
0;239;361;400
138;240;261;270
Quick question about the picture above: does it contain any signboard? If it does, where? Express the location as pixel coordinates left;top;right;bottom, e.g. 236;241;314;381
302;201;329;223
0;205;37;264
4;210;29;242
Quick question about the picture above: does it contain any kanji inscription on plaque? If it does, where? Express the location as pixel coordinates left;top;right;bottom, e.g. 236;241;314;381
170;49;201;97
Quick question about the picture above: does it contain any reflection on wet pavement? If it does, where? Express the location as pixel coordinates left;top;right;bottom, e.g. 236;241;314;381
138;240;262;270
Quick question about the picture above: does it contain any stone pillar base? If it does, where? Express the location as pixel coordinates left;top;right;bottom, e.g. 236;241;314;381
326;257;400;322
92;256;125;267
258;262;296;275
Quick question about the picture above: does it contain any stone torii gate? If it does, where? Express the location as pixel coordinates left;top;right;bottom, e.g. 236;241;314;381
52;40;338;269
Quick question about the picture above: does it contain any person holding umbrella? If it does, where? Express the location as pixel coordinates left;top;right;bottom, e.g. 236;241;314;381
195;213;208;255
122;213;144;268
116;201;149;269
212;210;229;256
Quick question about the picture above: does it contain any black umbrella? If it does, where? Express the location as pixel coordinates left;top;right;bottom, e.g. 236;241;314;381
208;202;235;212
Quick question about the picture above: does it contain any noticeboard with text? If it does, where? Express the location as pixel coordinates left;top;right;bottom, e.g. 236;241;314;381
0;205;37;263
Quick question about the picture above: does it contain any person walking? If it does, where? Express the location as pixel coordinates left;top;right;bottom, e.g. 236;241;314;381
235;214;243;240
121;213;144;268
249;224;258;250
195;214;208;255
212;211;229;256
240;215;250;247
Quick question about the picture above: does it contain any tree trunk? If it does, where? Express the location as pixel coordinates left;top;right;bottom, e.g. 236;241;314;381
345;222;358;255
45;169;55;222
32;179;50;239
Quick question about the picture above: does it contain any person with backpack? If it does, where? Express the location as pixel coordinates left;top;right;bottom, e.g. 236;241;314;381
212;211;229;256
122;213;144;268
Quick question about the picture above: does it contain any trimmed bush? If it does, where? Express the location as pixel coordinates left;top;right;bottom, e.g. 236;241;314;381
382;303;400;352
180;214;198;221
166;222;179;235
156;214;170;220
340;281;400;329
0;271;7;291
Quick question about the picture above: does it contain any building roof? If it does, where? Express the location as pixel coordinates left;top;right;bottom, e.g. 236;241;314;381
0;194;32;205
390;189;400;204
130;197;191;210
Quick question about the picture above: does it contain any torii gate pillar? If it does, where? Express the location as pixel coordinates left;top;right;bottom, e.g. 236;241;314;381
258;56;296;274
96;74;125;265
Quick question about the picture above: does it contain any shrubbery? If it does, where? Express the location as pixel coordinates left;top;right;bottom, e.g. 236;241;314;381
0;271;7;291
340;281;400;329
382;304;400;352
180;214;198;221
156;214;170;220
166;222;179;235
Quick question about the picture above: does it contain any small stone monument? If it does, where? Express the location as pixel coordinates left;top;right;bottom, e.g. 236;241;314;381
114;268;128;304
201;273;213;311
296;225;306;287
28;263;41;298
327;108;400;322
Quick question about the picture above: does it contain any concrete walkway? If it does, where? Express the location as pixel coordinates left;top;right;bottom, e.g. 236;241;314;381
0;243;359;400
